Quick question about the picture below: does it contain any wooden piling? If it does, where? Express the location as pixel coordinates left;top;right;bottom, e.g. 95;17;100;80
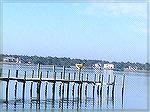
62;66;65;100
72;72;76;99
107;75;110;99
93;74;96;99
45;71;49;101
30;70;34;100
80;73;83;101
22;71;26;102
97;74;101;99
52;72;56;101
122;74;125;108
85;74;88;99
59;72;63;98
112;75;116;100
100;75;103;99
37;71;42;102
14;70;19;100
67;73;70;101
6;69;10;103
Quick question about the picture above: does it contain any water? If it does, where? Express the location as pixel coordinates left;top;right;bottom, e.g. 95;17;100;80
0;63;148;111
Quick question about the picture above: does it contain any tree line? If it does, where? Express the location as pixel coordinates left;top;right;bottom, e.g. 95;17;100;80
0;54;150;71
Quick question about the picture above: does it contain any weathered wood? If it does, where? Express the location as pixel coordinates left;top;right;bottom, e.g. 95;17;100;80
30;70;34;100
14;70;19;100
6;69;10;103
59;72;62;98
45;71;49;101
112;75;116;100
72;72;76;98
22;71;26;102
107;75;110;99
93;74;96;99
85;74;88;99
62;66;65;100
122;74;125;108
97;74;101;99
37;72;42;102
67;73;70;101
52;72;56;101
100;75;103;99
80;73;83;101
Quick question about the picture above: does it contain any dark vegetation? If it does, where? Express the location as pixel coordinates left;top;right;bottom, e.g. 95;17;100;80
0;54;150;71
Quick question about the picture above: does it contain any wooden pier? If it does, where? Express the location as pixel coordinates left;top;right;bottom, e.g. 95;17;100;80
0;64;125;108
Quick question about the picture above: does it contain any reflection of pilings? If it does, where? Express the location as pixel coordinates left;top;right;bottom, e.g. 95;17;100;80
22;71;26;103
30;70;34;101
122;74;125;109
6;70;10;103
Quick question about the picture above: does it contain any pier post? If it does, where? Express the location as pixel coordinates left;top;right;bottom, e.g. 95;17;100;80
93;74;96;99
85;74;88;99
6;70;10;103
97;74;101;99
100;75;103;99
62;66;65;100
72;72;76;99
112;75;116;102
37;72;42;102
52;72;56;102
14;70;19;101
45;71;49;101
59;72;63;98
67;73;70;101
107;75;110;99
80;73;83;101
122;74;125;109
30;70;34;101
22;71;26;102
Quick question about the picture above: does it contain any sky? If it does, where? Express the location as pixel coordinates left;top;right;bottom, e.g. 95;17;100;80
2;2;148;63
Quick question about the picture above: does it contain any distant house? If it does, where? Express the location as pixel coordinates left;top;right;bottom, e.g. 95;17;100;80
3;57;16;62
104;64;114;70
93;63;102;69
3;57;22;63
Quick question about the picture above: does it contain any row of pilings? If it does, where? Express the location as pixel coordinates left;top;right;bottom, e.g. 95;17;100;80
0;64;125;109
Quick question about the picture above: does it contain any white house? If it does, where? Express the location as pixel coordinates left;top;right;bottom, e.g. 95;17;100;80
104;64;114;70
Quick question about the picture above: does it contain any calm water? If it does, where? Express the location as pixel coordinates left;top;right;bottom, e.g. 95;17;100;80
0;64;148;111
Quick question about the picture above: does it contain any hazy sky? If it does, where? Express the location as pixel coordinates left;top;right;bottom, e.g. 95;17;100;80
3;2;147;63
